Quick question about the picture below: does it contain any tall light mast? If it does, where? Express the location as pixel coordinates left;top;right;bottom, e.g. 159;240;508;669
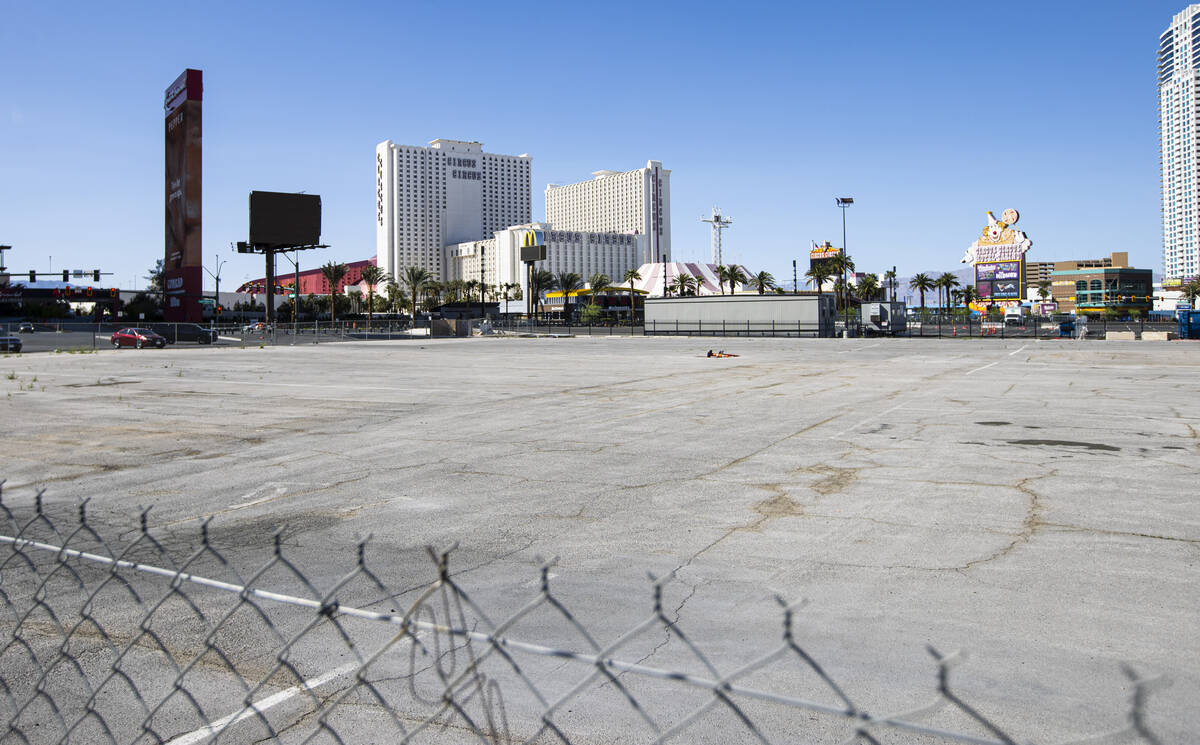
701;206;732;265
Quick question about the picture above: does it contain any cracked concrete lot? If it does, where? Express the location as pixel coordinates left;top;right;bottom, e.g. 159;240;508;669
1;336;1197;742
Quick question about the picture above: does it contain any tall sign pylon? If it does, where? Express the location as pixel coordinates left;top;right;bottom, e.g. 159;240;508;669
701;206;732;265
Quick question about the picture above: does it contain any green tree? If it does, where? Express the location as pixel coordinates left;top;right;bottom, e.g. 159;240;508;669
829;253;856;311
805;264;833;303
530;269;556;322
588;273;610;296
555;271;584;321
385;281;406;314
673;273;697;296
935;272;960;314
319;262;349;326
1181;278;1200;306
751;270;776;295
401;266;433;325
358;265;392;329
623;268;642;323
960;285;979;311
726;265;748;294
145;259;165;304
856;274;880;303
908;273;934;318
1036;280;1052;303
715;265;731;295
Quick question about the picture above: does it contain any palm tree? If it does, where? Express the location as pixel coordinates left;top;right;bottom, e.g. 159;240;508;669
908;273;934;318
319;262;349;326
589;273;611;306
555;271;584;322
623;268;642;323
726;265;748;294
829;253;856;311
674;273;697;296
884;269;898;302
751;270;776;295
1036;280;1052;303
935;272;960;315
805;264;833;303
715;264;729;295
358;265;391;330
385;281;405;315
531;269;556;322
856;274;880;303
401;266;433;325
960;285;979;311
464;279;480;305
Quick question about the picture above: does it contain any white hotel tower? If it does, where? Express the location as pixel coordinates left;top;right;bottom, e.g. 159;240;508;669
376;139;531;279
1160;6;1200;281
545;161;671;266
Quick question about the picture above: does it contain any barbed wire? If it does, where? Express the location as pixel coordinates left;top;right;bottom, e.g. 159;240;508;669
0;483;1178;744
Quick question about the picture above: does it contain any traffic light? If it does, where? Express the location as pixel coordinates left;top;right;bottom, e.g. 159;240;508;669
93;270;100;282
62;270;69;282
28;271;35;282
216;305;223;315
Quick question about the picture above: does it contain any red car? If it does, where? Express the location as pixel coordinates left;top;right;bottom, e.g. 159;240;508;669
110;328;167;349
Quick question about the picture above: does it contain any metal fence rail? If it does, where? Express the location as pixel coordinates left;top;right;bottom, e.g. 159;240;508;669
0;486;1176;744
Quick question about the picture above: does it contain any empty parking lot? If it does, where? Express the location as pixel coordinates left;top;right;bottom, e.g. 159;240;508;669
0;336;1196;743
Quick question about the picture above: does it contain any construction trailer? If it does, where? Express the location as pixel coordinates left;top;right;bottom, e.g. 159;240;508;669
860;302;907;336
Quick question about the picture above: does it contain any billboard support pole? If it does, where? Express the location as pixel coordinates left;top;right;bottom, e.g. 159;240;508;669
264;250;276;325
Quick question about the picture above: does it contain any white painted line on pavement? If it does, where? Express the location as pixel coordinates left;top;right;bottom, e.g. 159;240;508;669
164;662;357;745
1008;344;1028;356
964;361;999;376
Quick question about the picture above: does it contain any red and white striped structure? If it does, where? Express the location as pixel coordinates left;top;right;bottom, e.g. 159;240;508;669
633;262;752;297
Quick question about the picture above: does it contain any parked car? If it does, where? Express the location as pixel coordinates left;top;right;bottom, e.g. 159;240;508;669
110;328;167;349
0;336;22;353
149;323;218;344
16;322;34;333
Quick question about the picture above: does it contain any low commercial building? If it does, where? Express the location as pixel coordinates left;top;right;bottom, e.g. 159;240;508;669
1049;252;1153;314
644;294;835;337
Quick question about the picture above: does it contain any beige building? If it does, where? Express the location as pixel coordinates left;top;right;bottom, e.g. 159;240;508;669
545;161;670;266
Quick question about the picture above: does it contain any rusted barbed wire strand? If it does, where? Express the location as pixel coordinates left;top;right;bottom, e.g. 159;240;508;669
0;497;1177;745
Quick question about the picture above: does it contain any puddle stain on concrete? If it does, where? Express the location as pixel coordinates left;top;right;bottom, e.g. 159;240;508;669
1006;439;1120;452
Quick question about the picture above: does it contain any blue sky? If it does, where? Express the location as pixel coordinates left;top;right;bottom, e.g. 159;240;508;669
0;0;1184;290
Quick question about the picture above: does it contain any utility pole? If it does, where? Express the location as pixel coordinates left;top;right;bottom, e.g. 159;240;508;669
793;259;797;295
836;197;854;334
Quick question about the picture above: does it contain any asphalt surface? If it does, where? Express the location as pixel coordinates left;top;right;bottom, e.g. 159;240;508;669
0;336;1197;743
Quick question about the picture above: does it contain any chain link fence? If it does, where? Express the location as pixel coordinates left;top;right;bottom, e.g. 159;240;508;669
0;485;1177;744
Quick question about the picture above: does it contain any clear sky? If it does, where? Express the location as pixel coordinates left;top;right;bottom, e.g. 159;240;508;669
0;0;1184;291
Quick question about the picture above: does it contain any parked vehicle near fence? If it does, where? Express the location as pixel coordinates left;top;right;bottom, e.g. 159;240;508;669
149;323;218;344
0;335;22;352
110;328;167;349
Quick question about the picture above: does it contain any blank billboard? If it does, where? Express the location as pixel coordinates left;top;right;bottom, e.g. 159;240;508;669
249;191;321;247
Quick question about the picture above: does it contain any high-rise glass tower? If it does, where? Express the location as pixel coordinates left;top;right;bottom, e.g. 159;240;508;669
1160;5;1200;281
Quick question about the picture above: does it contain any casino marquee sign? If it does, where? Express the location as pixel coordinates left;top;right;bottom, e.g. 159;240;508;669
961;209;1032;309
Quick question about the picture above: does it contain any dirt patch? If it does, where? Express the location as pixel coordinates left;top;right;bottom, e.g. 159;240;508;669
796;465;861;495
752;493;804;519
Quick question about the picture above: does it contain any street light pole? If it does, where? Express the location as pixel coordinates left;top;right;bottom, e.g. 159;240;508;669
835;197;854;334
203;256;226;328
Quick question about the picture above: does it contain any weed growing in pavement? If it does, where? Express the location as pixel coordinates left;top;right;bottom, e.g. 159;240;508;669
5;372;13;380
